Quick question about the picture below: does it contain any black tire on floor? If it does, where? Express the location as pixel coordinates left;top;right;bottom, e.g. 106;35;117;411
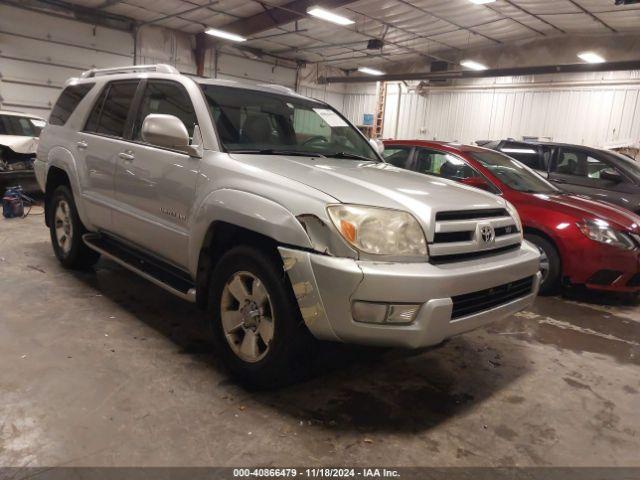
525;233;561;295
208;245;313;389
48;185;100;269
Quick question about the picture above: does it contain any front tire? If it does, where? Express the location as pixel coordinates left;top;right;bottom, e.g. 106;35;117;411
49;185;100;269
525;233;560;295
208;245;313;388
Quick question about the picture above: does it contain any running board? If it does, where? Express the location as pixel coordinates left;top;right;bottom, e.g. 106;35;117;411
83;233;196;303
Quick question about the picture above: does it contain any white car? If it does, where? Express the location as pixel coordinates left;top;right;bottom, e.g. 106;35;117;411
0;110;47;182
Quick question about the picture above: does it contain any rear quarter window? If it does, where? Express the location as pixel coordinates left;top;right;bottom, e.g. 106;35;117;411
49;83;94;126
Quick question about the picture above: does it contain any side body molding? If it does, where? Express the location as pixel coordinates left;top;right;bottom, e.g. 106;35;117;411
189;188;314;276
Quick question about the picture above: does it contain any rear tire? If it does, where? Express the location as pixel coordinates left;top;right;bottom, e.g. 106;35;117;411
525;233;560;295
208;245;313;389
48;185;100;269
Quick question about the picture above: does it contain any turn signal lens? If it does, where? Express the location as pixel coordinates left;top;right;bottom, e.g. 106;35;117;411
340;220;357;243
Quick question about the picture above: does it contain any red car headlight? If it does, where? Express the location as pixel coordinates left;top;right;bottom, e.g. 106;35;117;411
577;219;636;251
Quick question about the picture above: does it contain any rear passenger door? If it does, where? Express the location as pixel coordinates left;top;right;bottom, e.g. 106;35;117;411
78;80;139;231
112;79;200;268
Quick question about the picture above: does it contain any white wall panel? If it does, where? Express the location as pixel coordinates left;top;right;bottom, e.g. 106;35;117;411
372;75;640;148
0;4;134;117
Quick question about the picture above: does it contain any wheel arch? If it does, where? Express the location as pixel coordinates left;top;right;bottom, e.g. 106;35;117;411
523;226;564;275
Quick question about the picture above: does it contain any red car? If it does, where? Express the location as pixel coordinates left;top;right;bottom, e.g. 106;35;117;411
383;140;640;295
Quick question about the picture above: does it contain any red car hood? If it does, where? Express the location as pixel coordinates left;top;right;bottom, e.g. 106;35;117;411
524;193;640;232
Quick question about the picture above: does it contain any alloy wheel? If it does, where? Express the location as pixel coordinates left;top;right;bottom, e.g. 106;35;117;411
54;200;73;255
220;271;275;363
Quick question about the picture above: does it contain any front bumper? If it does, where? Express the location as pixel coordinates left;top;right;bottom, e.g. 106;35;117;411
280;242;541;349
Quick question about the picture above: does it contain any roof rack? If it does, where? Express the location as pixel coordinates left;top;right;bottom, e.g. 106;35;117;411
80;64;179;79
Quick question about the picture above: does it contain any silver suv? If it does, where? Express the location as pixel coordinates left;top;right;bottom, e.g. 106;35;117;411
36;65;541;387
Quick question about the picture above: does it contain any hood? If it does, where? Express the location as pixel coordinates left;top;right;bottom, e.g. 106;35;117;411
229;154;507;219
0;135;39;155
527;193;640;232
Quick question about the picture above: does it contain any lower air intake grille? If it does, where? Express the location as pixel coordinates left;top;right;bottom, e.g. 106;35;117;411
451;276;534;319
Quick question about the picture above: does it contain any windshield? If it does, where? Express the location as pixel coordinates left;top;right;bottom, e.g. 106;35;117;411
469;150;559;194
200;84;379;161
0;115;45;137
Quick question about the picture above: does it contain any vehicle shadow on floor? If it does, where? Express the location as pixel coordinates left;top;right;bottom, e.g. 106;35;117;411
69;259;529;434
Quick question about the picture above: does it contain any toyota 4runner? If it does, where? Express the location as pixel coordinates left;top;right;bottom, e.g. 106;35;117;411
36;65;541;387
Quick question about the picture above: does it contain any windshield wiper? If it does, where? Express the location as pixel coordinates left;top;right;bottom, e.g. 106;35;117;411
326;151;376;161
229;149;325;158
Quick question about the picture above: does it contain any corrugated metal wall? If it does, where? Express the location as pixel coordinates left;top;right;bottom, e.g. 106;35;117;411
377;74;640;147
0;4;134;117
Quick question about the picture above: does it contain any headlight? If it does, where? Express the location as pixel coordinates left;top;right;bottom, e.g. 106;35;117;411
577;219;636;251
327;204;427;258
505;201;524;240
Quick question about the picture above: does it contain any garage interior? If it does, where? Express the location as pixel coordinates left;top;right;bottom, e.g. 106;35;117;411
1;0;640;471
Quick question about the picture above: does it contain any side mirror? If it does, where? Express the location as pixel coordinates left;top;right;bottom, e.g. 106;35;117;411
370;138;385;156
141;114;200;157
460;176;491;191
600;168;622;183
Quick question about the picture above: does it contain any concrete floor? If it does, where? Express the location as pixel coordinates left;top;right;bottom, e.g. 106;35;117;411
1;213;639;468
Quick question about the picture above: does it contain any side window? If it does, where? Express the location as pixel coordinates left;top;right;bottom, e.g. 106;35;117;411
551;148;611;179
383;146;412;169
49;83;94;126
499;142;541;169
133;81;197;141
415;149;478;180
85;81;139;138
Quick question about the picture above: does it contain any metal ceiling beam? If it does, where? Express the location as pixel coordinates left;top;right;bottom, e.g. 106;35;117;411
0;0;134;31
565;0;618;33
221;0;358;37
502;0;566;35
140;0;219;26
321;60;640;83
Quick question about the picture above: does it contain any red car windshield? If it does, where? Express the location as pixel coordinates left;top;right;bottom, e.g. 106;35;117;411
469;150;559;194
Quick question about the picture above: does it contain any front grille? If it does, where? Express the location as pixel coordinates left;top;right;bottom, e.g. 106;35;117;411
587;270;623;286
430;244;520;265
435;208;508;222
430;208;521;263
451;276;535;319
628;273;640;287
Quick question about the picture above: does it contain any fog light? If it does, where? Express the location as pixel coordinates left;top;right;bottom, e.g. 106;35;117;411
352;301;421;325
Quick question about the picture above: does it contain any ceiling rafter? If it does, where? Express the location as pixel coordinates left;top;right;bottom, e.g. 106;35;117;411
502;0;566;34
395;0;502;45
565;0;618;33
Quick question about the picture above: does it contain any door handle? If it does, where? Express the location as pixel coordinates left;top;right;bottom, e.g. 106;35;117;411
77;140;88;150
119;151;135;162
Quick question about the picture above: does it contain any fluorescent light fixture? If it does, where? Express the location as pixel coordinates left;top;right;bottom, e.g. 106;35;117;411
469;0;496;4
307;6;354;25
578;51;605;64
358;67;384;76
460;59;488;71
205;28;246;42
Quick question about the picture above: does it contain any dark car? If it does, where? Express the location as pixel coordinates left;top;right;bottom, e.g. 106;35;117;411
481;139;640;215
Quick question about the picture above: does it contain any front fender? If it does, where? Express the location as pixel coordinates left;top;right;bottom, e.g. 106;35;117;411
188;188;313;276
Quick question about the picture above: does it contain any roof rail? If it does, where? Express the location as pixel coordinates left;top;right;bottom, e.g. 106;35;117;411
80;64;179;78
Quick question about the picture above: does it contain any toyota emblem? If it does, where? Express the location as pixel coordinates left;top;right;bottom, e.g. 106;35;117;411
479;224;496;245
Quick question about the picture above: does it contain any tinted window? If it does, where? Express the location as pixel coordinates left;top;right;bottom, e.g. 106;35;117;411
415;148;478;180
49;83;94;126
551;148;611;179
383;146;412;168
0;115;44;137
200;84;379;161
85;81;138;138
499;142;542;169
133;81;197;141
